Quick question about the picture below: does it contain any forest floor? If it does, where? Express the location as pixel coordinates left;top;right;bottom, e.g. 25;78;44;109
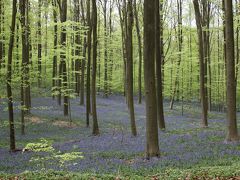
0;95;240;179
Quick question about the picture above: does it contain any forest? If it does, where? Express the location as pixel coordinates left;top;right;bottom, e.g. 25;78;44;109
0;0;240;179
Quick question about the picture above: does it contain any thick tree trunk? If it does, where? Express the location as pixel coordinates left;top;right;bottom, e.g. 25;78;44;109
225;0;239;141
144;0;160;158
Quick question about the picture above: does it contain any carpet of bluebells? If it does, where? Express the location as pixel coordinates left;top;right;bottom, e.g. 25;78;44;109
0;95;240;178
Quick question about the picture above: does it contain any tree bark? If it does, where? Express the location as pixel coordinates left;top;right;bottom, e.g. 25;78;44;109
126;0;137;136
7;0;18;151
144;0;160;158
133;0;142;104
156;0;165;130
92;0;100;135
225;0;239;141
59;0;69;116
86;0;92;127
193;0;208;127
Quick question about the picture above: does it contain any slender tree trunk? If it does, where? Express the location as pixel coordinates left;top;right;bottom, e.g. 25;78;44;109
74;0;81;96
156;0;165;130
59;0;69;116
108;1;114;95
86;0;92;127
7;0;17;151
92;0;99;135
144;0;160;158
37;0;42;87
126;0;137;136
52;0;58;99
169;0;183;110
235;0;240;84
133;0;142;104
0;0;2;69
80;0;86;105
193;0;208;127
117;1;127;96
0;0;5;69
103;0;108;97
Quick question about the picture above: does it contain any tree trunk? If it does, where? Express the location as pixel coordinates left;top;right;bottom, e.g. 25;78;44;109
193;0;208;127
80;0;86;105
86;0;92;127
92;0;100;135
59;0;69;116
225;0;239;141
133;0;142;104
126;0;137;136
52;0;58;99
144;0;160;158
156;0;165;130
37;0;42;87
7;0;17;151
103;0;108;98
169;0;183;110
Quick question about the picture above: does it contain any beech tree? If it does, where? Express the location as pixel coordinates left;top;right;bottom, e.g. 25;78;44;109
225;0;239;141
156;0;165;130
7;0;17;151
92;0;100;135
193;0;209;127
58;0;68;116
144;0;160;157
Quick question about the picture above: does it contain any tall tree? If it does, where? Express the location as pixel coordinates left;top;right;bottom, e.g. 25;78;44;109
126;0;137;136
133;0;143;104
74;0;81;96
193;0;208;127
37;0;42;87
225;0;239;141
156;0;165;129
52;0;58;99
20;0;31;116
7;0;18;151
0;0;3;69
58;0;69;116
92;0;100;135
169;0;183;110
80;0;86;105
144;0;160;157
102;0;109;97
86;0;92;127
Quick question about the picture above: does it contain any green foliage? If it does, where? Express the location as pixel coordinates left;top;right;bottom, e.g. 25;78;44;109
54;152;84;165
23;139;55;153
23;139;84;169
